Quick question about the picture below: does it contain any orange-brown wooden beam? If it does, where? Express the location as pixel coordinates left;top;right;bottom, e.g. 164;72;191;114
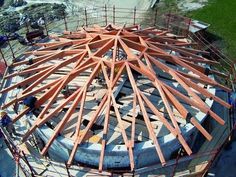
126;63;166;165
143;54;212;140
67;85;87;166
177;70;231;92
164;83;225;125
177;73;231;109
111;93;135;171
0;66;54;94
21;84;81;142
146;43;222;86
130;60;193;155
131;93;137;148
41;87;85;156
77;63;126;145
93;39;115;58
98;62;113;172
35;53;89;120
41;61;102;155
22;60;99;142
23;52;63;71
38;41;72;51
11;53;53;67
5;65;52;79
139;90;193;155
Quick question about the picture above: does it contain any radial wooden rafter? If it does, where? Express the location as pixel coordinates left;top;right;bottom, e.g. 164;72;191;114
1;24;232;171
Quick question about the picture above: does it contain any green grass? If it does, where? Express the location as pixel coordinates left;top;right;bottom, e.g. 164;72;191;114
188;0;236;59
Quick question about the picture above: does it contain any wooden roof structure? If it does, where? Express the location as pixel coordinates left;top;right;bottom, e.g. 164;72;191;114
0;24;231;171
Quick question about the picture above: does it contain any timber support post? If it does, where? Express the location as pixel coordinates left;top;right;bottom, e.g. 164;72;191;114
166;11;171;30
21;150;35;177
65;162;72;177
63;11;68;31
6;35;16;61
154;8;158;26
113;5;115;25
105;4;108;26
43;15;49;36
85;7;88;27
133;6;136;25
186;18;192;37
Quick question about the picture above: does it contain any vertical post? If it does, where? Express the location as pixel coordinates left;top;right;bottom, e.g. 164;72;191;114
76;8;80;30
71;4;74;15
133;6;136;25
177;18;181;36
117;46;119;60
85;7;88;27
166;10;171;30
63;11;68;31
171;148;182;177
186;18;192;37
153;8;158;26
113;5;115;25
43;15;49;36
6;35;16;60
21;151;35;177
65;162;71;177
105;4;108;26
15;152;20;177
77;13;80;30
25;21;29;33
0;48;7;66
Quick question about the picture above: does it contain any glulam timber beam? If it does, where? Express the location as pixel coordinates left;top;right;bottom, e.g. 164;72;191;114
1;25;231;172
126;63;166;165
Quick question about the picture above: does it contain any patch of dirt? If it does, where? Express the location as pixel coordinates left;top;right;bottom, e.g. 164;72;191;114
177;0;208;11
